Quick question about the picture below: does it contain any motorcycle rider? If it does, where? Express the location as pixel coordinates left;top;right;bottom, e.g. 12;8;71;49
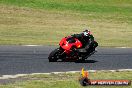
71;29;98;52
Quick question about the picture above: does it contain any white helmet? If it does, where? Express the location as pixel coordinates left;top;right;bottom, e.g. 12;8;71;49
83;29;91;36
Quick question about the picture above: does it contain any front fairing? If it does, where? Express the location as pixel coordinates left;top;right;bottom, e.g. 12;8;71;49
59;36;82;51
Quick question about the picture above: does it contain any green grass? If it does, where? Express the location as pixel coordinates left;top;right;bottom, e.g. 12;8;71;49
0;0;132;13
0;71;132;88
0;0;132;46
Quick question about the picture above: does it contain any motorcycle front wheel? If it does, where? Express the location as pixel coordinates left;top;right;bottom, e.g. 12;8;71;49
48;49;60;62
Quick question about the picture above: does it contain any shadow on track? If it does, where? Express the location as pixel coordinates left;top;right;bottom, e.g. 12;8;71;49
55;60;98;63
75;60;98;63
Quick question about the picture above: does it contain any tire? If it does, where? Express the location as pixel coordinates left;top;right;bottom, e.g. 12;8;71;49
48;49;59;62
79;77;90;86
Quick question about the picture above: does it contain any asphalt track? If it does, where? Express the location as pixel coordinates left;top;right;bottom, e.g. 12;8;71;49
0;46;132;75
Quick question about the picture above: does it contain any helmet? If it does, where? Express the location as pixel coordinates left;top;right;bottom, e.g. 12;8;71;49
82;29;91;36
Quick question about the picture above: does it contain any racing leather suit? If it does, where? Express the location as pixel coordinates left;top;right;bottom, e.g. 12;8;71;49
71;33;98;50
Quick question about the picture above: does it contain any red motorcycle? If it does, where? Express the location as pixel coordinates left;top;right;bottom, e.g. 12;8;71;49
48;36;98;62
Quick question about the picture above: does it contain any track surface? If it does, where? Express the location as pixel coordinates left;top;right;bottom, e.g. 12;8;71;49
0;46;132;75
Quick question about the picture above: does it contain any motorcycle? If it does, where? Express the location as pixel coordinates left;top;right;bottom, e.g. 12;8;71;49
48;36;98;62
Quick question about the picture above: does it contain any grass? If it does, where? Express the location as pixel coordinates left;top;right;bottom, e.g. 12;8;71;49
0;71;132;88
0;0;132;13
0;0;132;46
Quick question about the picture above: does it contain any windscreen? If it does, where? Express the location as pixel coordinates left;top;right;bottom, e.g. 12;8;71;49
66;37;76;43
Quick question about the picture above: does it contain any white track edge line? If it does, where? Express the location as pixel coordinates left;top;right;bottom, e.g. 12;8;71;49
115;47;131;48
22;45;131;48
22;45;42;46
0;69;132;79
